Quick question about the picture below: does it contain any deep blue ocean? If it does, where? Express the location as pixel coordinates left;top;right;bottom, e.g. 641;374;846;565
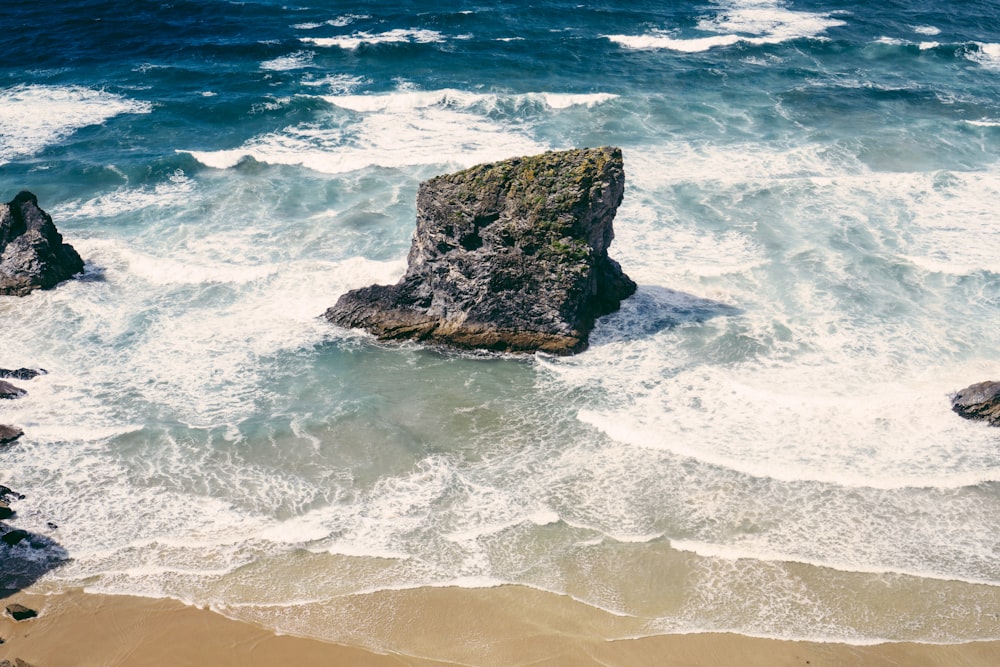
2;0;1000;652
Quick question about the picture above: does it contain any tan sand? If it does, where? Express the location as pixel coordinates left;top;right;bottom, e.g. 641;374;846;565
1;585;998;667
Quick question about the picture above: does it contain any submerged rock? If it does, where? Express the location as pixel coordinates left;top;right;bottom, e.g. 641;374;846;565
951;381;1000;426
326;147;636;354
0;191;84;296
0;530;29;547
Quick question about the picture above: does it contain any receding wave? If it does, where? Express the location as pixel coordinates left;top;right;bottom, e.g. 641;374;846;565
670;539;1000;588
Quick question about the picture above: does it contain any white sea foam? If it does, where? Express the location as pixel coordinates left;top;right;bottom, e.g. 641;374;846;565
607;0;845;52
302;28;445;50
0;84;152;164
607;32;742;53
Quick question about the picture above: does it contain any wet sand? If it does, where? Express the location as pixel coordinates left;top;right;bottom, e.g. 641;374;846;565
1;585;998;667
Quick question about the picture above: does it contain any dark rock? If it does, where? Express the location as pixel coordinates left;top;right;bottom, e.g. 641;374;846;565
0;425;23;445
4;604;37;621
0;502;12;520
951;381;1000;425
326;147;636;354
0;486;25;502
0;382;25;400
0;191;84;296
0;368;45;381
1;530;29;547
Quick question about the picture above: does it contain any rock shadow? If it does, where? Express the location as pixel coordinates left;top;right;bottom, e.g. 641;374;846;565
591;284;742;344
0;523;68;599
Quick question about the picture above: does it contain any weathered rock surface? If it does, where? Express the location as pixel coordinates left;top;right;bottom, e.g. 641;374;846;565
0;426;23;445
951;381;1000;425
0;191;84;296
326;147;636;354
0;382;26;400
0;369;45;381
4;604;37;622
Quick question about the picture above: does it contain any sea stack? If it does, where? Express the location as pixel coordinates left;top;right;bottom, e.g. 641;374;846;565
0;191;84;296
325;146;636;354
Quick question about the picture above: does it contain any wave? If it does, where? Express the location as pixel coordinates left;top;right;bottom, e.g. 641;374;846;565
966;42;1000;69
292;14;369;31
53;169;195;220
874;36;940;50
324;89;617;113
0;84;152;164
607;0;845;52
182;89;616;175
302;28;446;50
576;393;1000;492
260;50;315;71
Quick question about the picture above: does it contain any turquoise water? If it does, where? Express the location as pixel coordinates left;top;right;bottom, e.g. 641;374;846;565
2;0;1000;645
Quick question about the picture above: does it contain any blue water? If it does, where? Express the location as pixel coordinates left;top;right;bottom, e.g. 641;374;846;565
2;0;1000;651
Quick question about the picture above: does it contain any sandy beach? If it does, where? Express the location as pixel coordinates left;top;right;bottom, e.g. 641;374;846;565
2;585;998;667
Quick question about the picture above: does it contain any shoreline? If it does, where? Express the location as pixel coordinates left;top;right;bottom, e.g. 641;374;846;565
2;585;999;666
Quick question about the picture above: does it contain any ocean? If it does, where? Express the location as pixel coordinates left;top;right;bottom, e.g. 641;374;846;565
2;0;1000;650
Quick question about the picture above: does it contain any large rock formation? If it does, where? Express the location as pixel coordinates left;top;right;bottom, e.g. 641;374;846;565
951;381;1000;426
0;191;84;296
326;147;636;354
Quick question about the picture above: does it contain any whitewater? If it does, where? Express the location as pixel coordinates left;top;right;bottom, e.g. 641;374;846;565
1;0;999;648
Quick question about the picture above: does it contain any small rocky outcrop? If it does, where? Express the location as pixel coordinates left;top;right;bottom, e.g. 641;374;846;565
326;147;636;354
0;191;84;296
951;381;1000;425
3;604;36;622
0;382;25;400
0;426;22;446
0;369;44;381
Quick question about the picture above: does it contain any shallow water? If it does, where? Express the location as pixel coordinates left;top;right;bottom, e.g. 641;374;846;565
2;0;1000;645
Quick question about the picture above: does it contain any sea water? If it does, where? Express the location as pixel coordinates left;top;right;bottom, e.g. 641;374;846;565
1;0;999;647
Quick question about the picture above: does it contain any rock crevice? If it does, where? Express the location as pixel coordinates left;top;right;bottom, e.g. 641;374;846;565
326;147;636;354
